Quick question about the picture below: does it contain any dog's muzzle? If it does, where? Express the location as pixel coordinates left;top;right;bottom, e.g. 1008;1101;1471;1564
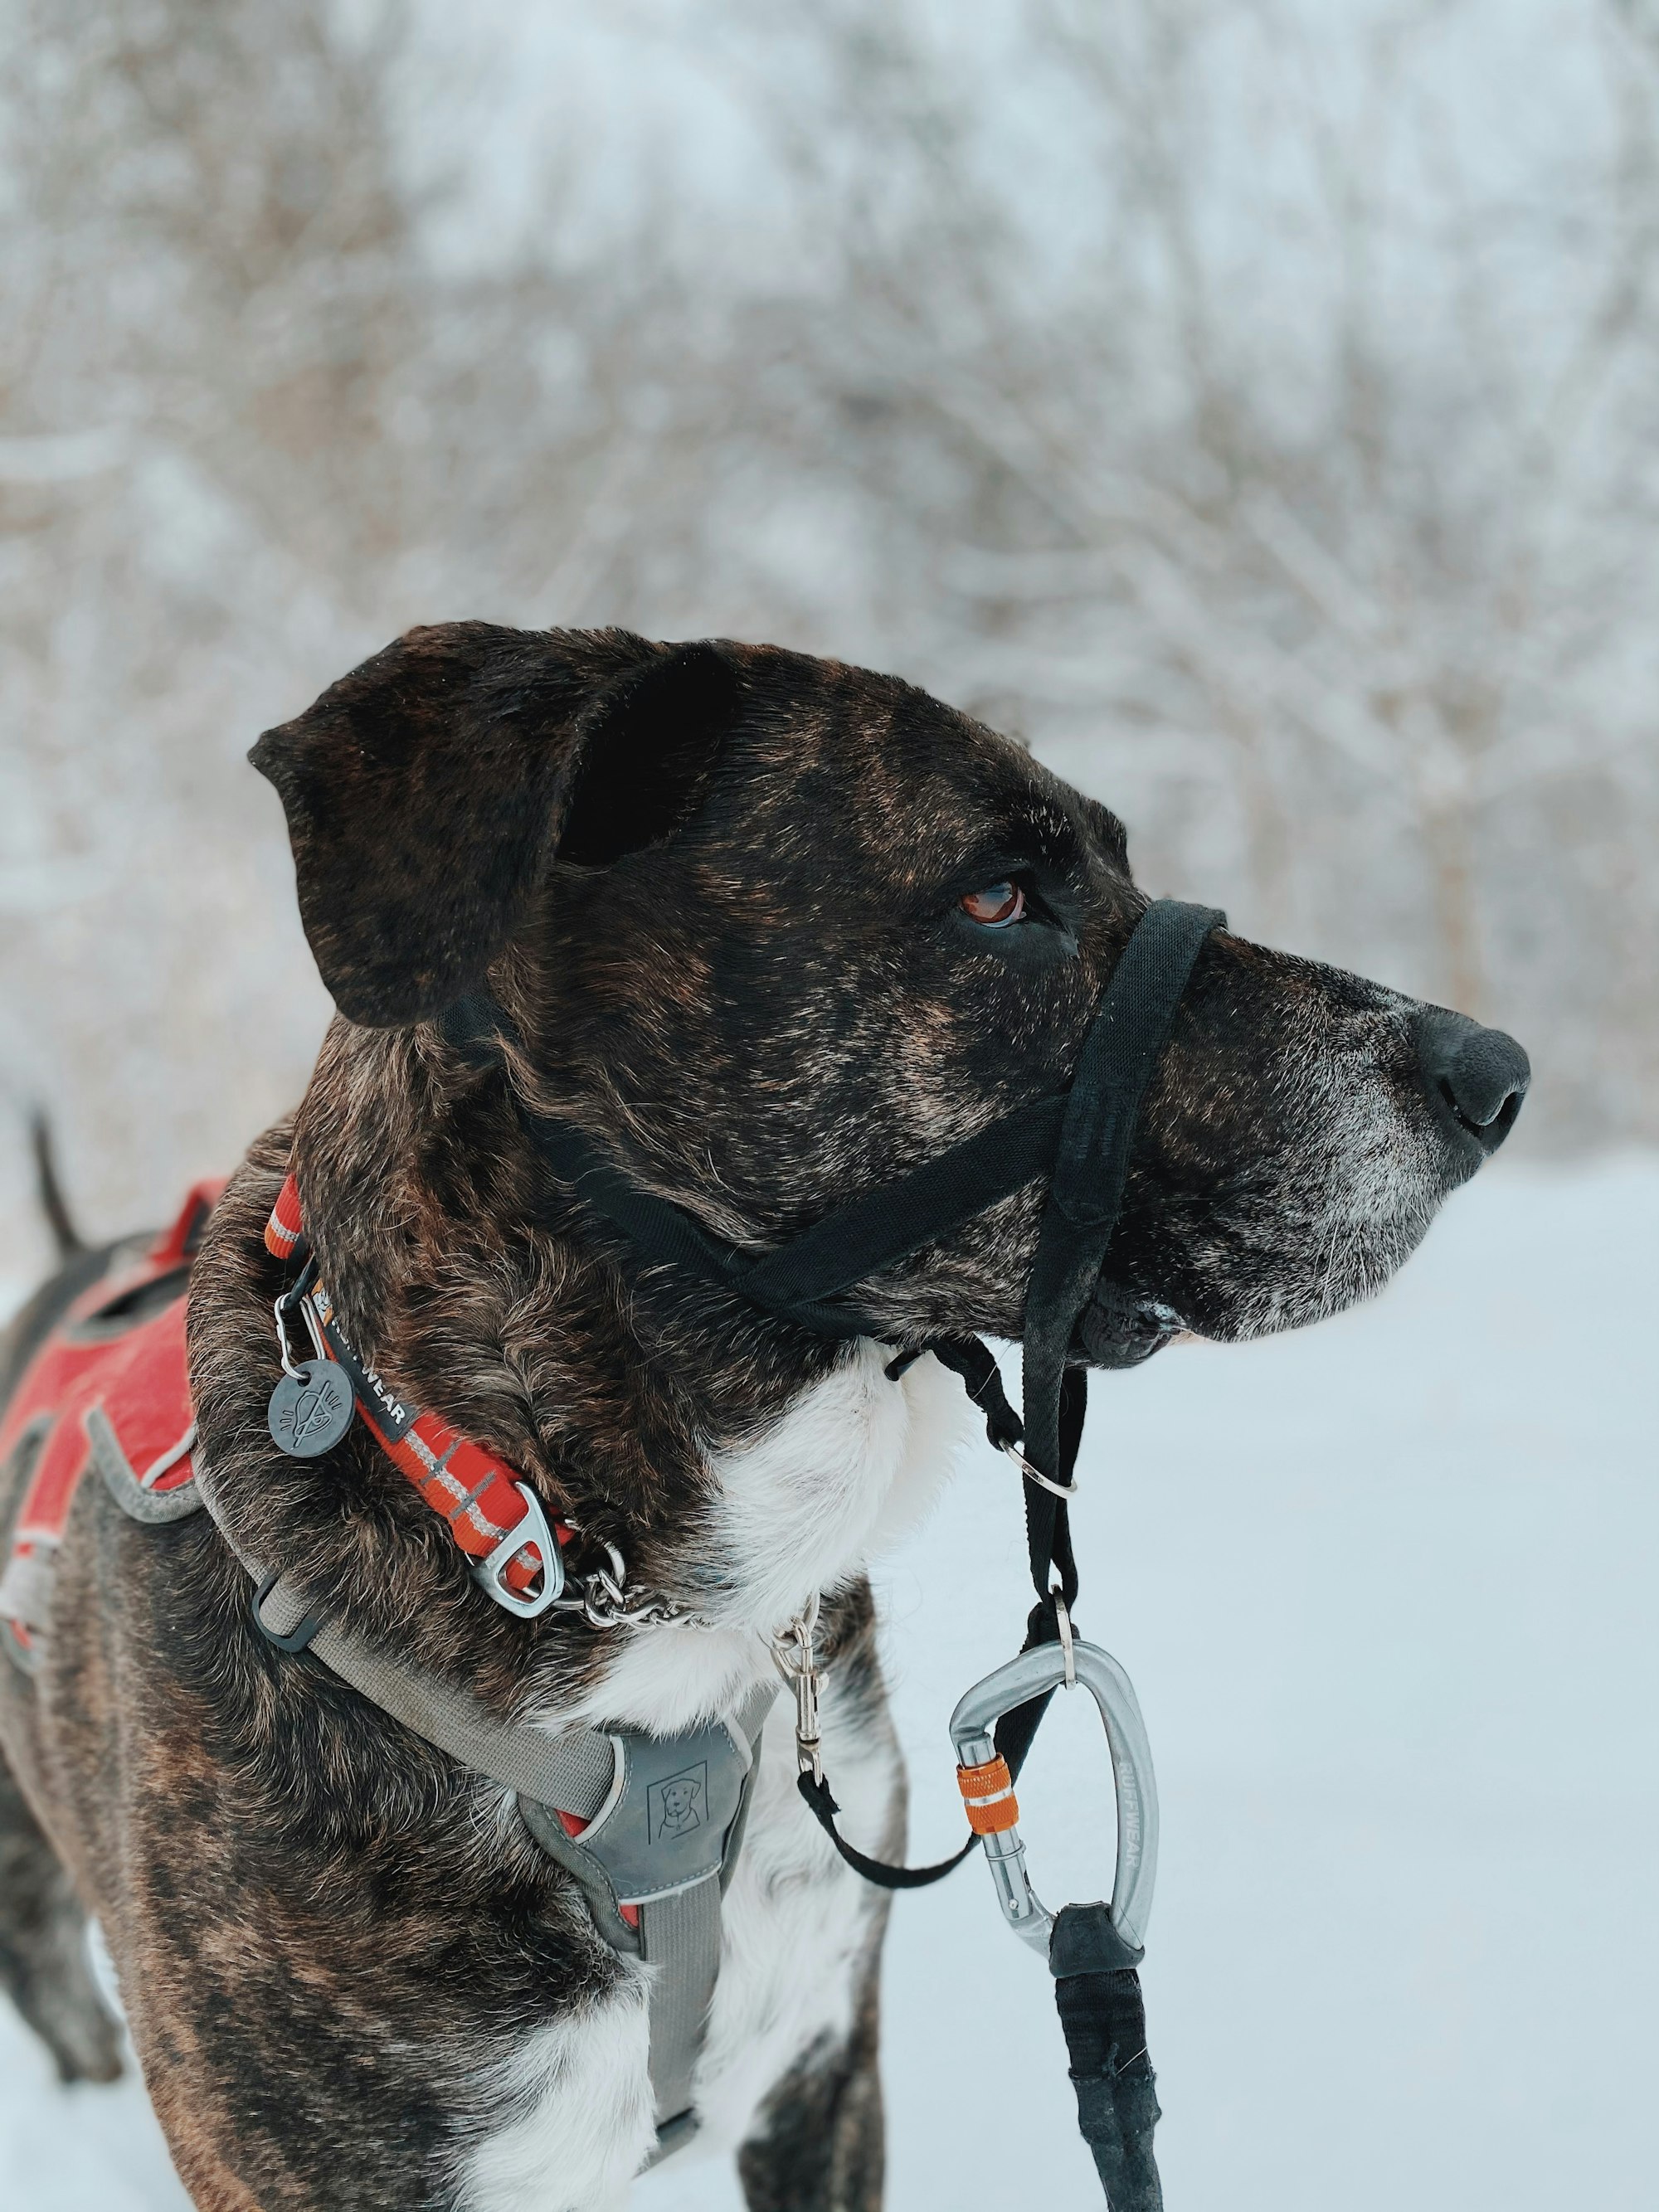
442;897;1226;1499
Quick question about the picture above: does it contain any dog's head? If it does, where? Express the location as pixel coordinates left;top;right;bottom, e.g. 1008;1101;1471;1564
253;624;1527;1364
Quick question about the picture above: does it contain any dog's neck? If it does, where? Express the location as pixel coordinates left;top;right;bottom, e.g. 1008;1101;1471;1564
270;1020;968;1685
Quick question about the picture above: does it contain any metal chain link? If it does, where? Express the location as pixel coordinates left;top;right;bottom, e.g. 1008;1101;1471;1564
549;1534;715;1631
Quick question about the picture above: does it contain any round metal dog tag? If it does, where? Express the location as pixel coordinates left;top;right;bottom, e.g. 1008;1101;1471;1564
267;1361;355;1458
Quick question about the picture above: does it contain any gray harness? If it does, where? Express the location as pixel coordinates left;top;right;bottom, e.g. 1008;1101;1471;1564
515;1701;772;2152
210;1498;777;2159
32;1424;776;2163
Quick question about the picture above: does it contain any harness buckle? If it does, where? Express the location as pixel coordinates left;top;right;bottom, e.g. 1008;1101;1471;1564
252;1568;325;1654
473;1481;564;1618
949;1637;1159;1960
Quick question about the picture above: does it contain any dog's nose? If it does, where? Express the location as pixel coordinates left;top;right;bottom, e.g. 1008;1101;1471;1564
1413;1009;1530;1154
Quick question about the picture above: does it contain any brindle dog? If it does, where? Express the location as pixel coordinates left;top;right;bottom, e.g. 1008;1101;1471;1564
0;625;1527;2211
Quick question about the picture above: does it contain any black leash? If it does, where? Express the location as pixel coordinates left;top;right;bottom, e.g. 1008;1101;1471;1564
440;897;1224;2210
1052;1903;1165;2212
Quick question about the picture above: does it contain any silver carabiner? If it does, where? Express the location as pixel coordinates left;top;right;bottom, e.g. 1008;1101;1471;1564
949;1637;1159;1960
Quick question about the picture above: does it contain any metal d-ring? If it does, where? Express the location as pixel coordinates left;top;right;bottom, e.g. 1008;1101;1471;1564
998;1436;1078;1500
950;1637;1159;1960
472;1482;565;1618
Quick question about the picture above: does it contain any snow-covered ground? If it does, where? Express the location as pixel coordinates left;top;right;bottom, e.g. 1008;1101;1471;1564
2;1159;1653;2210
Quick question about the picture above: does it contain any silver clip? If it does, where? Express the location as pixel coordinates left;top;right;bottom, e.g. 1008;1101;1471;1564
272;1289;308;1379
770;1593;824;1782
271;1262;326;1379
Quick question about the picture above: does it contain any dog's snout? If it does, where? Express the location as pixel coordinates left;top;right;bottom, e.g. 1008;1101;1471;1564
1413;1009;1530;1154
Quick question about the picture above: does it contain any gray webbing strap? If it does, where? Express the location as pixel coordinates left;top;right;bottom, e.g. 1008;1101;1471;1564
197;1485;618;1815
639;1878;723;2126
197;1482;779;2159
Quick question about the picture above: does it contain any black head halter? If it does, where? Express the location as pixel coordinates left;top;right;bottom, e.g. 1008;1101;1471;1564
440;897;1223;1624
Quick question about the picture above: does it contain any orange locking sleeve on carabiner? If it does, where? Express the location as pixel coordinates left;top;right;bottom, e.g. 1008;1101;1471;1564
956;1754;1021;1835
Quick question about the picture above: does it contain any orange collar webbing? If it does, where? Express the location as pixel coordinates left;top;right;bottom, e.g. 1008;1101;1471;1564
264;1174;567;1616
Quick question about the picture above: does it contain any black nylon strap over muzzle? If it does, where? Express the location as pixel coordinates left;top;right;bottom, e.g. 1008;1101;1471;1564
1019;898;1224;1485
1015;899;1224;1615
441;898;1224;1565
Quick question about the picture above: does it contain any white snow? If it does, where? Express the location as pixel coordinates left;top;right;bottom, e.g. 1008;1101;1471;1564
3;1159;1654;2210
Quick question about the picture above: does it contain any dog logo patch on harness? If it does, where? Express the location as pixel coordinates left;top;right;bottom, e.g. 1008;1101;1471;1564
267;1363;354;1459
648;1763;708;1843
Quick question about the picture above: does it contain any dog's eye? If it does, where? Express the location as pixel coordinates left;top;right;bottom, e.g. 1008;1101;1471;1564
960;881;1027;927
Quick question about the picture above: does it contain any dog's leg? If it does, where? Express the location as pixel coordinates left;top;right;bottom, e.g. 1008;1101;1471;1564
0;1749;124;2083
736;1945;885;2212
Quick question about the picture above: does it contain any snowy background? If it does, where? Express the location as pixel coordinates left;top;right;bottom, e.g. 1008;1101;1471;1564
4;1158;1655;2210
2;0;1657;2205
4;0;1659;1264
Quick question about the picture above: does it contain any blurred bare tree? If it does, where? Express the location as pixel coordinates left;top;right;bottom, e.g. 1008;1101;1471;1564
2;0;1654;1271
708;0;1659;1148
0;0;703;1257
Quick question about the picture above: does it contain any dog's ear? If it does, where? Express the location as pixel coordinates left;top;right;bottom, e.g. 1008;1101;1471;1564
251;624;738;1026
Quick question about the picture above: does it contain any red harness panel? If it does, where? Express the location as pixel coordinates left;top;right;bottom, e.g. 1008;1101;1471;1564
2;1173;567;1658
0;1174;623;1908
0;1181;221;1657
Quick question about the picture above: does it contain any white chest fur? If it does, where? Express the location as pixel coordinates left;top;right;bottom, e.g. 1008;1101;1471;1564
563;1338;972;1735
456;1345;972;2210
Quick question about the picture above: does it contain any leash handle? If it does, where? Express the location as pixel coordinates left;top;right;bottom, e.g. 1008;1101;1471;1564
1052;1903;1164;2212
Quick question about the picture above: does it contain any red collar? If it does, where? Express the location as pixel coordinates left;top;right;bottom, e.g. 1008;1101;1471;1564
265;1175;568;1616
